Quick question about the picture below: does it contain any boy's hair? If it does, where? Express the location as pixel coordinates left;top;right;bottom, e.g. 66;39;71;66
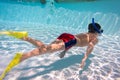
88;23;101;33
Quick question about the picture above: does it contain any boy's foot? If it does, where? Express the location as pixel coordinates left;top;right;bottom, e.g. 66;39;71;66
0;53;23;80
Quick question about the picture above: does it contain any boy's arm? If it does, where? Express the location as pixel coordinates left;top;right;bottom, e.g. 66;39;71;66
80;39;98;68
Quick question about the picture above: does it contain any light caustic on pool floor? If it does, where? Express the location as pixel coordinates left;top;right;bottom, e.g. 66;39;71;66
0;24;120;80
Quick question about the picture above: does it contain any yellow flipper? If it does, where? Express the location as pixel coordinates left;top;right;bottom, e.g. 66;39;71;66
0;53;23;80
0;31;28;39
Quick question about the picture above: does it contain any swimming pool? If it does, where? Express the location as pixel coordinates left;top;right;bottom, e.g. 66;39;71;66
0;0;120;80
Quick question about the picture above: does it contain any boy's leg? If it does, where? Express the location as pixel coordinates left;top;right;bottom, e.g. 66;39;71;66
22;37;45;47
20;48;42;62
20;39;65;62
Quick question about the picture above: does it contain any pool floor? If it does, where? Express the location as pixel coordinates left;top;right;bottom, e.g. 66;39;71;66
0;22;120;80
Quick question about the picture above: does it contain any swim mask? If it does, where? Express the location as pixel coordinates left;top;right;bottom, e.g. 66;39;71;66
92;18;103;34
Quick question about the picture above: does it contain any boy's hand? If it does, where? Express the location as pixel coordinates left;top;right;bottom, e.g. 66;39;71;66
80;62;85;68
59;50;66;58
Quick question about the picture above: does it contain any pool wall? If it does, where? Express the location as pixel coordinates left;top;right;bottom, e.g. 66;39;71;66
0;0;120;35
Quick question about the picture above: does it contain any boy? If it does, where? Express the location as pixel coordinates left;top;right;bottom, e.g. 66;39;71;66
20;18;103;68
0;18;103;80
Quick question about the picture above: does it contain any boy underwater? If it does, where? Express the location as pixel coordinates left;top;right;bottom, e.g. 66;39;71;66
0;18;103;80
19;18;103;68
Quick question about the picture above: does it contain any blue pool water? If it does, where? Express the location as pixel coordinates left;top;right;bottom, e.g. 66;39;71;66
0;0;120;80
